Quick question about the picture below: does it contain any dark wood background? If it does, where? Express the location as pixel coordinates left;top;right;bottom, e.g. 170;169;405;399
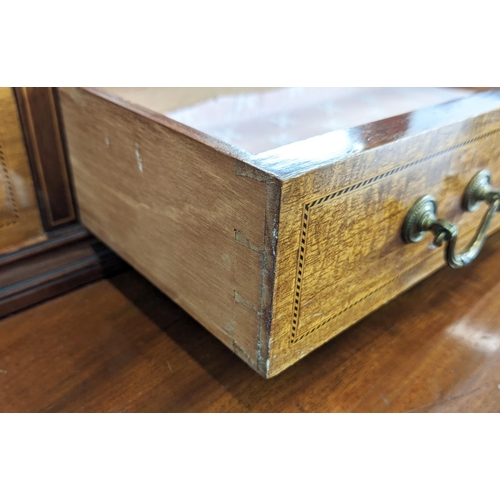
0;88;124;318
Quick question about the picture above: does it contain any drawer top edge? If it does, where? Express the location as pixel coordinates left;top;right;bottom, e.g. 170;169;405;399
254;90;500;180
60;87;281;184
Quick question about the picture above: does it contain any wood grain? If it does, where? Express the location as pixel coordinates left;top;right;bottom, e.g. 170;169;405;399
14;87;76;230
0;225;126;317
58;87;500;377
59;87;279;374
2;228;500;412
269;102;500;375
0;87;46;255
165;87;471;154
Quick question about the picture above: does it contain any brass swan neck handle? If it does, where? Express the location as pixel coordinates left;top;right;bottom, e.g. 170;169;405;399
402;171;500;269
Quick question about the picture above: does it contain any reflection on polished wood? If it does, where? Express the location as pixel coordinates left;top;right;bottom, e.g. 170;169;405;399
2;231;500;412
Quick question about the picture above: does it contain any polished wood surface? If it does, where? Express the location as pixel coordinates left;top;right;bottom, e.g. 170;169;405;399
270;92;500;376
105;87;470;154
15;88;76;230
103;87;275;114
2;229;500;412
58;87;500;378
0;87;46;254
0;225;126;318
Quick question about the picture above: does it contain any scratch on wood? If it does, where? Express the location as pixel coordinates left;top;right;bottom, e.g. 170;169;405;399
235;230;262;253
407;383;490;412
232;339;252;363
234;290;259;313
135;143;143;173
380;393;391;406
235;160;278;182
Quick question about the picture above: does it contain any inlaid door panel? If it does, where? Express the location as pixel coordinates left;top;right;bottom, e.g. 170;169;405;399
0;88;46;255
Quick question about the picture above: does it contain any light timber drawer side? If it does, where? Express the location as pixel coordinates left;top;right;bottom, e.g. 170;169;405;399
59;88;280;374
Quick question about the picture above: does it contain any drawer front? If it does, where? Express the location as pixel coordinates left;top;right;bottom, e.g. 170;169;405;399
270;109;500;375
0;88;45;255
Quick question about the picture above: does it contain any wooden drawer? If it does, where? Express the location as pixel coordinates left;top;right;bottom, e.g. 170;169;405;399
59;87;500;377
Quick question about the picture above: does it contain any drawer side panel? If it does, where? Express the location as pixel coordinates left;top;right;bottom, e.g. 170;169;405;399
59;88;270;371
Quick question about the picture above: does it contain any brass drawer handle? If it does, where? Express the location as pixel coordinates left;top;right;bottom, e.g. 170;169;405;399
402;170;500;269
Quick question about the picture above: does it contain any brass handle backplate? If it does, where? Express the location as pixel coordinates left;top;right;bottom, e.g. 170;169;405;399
402;170;500;269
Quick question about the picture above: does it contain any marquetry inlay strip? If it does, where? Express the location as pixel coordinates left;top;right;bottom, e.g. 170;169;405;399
0;141;19;229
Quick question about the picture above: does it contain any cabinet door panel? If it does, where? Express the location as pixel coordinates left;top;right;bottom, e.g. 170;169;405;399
0;88;45;255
